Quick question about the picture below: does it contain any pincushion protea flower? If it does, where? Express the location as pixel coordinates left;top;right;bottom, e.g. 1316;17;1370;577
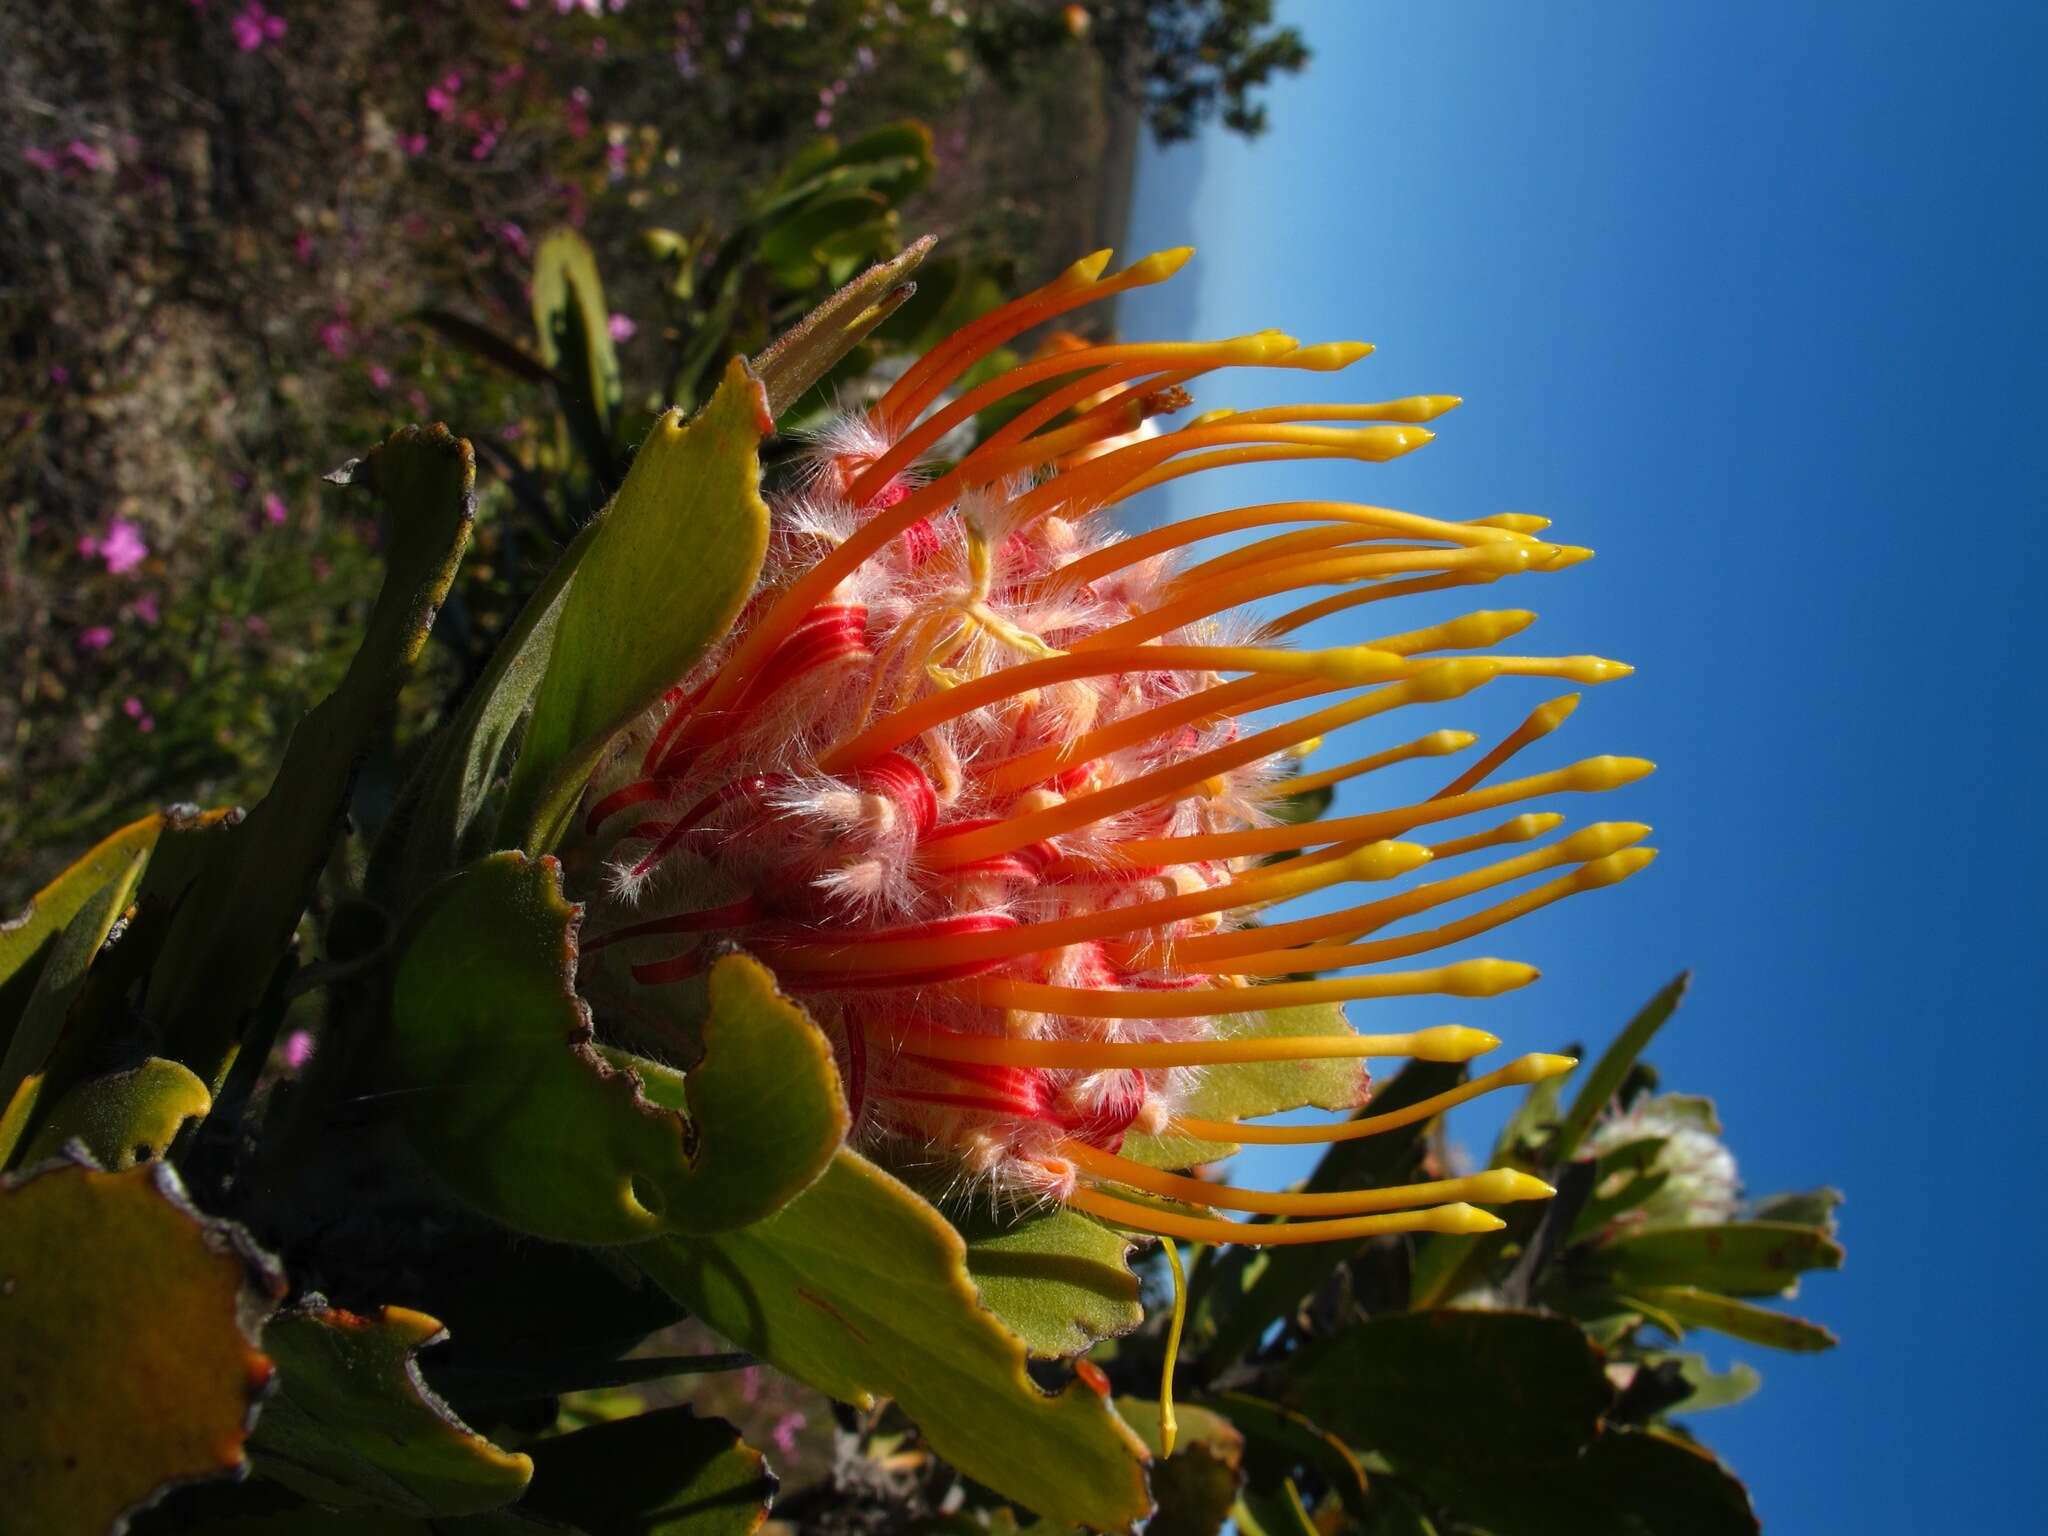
569;247;1653;1246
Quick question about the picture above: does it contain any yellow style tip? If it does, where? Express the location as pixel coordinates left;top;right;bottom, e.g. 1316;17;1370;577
1568;755;1656;791
1576;847;1659;888
1327;645;1415;683
1065;249;1116;285
1467;1169;1557;1203
1530;694;1583;730
1423;729;1481;755
1435;1203;1509;1235
1410;657;1504;702
1501;812;1566;842
1281;341;1374;370
1554;655;1634;684
1127;246;1195;283
1542;544;1596;570
1411;1025;1501;1061
1505;1052;1580;1086
1353;840;1435;881
1473;512;1552;534
1560;821;1652;860
1443;958;1540;997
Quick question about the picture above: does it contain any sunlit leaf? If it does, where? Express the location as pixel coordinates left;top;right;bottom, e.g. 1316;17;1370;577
1621;1284;1839;1352
500;361;772;852
1599;1222;1843;1299
635;1149;1151;1531
955;1201;1142;1358
18;1057;210;1171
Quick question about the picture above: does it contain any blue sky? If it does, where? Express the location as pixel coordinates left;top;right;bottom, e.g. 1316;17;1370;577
1117;2;2044;1527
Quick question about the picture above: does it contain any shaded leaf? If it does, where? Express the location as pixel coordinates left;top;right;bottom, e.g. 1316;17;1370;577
19;1057;210;1170
1234;1481;1321;1536
1600;1222;1843;1298
250;1304;533;1515
1208;1392;1370;1522
522;1405;775;1536
532;226;623;480
1622;1284;1839;1352
635;1149;1152;1531
0;1153;283;1533
143;426;474;1088
501;361;772;853
1116;1397;1242;1536
388;852;846;1243
955;1201;1142;1358
412;308;556;385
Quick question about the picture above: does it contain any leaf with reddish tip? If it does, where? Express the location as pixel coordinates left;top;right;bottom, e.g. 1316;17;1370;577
249;1304;533;1515
501;360;773;853
387;852;846;1244
0;1153;283;1534
1120;1002;1364;1170
635;1149;1152;1531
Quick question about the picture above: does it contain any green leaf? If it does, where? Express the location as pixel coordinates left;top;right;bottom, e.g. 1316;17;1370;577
1234;1481;1321;1536
501;361;772;853
1208;1392;1370;1522
1622;1285;1839;1352
1116;1397;1243;1536
250;1304;533;1515
1121;1003;1366;1169
143;425;475;1090
634;1149;1152;1531
1550;972;1689;1161
1600;1221;1844;1298
751;236;935;419
1282;1310;1755;1535
532;226;624;480
955;1202;1142;1358
0;838;152;1166
0;1153;283;1534
18;1057;210;1171
521;1406;775;1535
1653;1352;1763;1413
1750;1186;1845;1230
391;514;596;899
1282;1309;1611;1474
387;852;846;1244
411;307;556;384
0;810;162;1032
1197;1059;1464;1370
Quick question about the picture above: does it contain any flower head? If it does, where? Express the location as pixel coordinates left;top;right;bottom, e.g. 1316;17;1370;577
572;250;1654;1245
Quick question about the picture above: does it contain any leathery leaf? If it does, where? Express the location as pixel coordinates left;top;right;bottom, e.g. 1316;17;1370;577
0;810;162;1030
635;1149;1152;1531
955;1201;1142;1358
0;1152;284;1534
387;851;846;1244
501;358;772;854
249;1303;533;1515
141;424;474;1088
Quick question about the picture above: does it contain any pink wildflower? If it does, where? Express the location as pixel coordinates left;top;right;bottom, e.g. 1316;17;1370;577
230;2;287;51
770;1413;806;1456
497;221;531;259
368;364;393;390
281;1029;317;1070
261;492;289;526
77;626;114;652
49;365;70;387
566;252;1649;1242
90;519;150;576
22;146;61;173
122;696;155;732
319;318;354;359
426;73;463;120
128;593;161;625
245;615;272;640
606;313;637;343
399;132;429;159
65;141;105;172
